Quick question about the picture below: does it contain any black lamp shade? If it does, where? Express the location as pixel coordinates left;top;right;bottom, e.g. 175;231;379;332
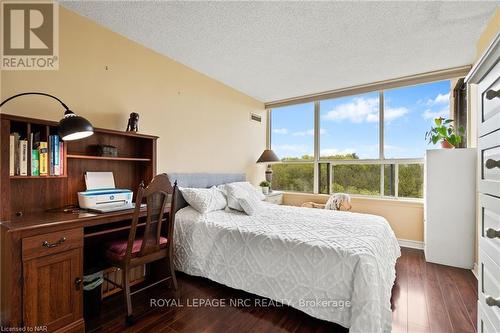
0;92;94;141
256;149;280;163
58;111;94;141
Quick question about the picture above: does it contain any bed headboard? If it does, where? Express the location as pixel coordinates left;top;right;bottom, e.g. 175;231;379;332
168;173;245;188
166;173;246;219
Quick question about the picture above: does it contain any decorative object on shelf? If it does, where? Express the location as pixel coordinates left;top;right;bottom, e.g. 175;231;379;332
425;117;464;149
259;181;271;194
93;145;118;157
126;112;139;132
256;149;280;187
0;92;94;141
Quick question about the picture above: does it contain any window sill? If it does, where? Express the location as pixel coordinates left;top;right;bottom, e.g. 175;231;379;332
280;191;424;206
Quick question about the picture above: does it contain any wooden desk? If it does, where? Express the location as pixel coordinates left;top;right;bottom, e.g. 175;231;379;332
0;114;159;332
0;206;169;333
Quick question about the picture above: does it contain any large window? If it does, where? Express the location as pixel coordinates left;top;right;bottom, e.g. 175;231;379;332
269;79;452;199
320;92;380;159
270;102;314;160
384;81;451;158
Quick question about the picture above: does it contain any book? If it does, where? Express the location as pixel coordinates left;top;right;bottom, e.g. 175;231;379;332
9;135;14;176
31;149;39;176
49;136;53;176
39;142;48;176
31;132;40;176
53;136;60;176
12;132;20;175
28;133;32;175
59;141;64;176
19;140;28;176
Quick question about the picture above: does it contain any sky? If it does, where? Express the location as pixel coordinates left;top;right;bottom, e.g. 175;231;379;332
271;80;451;160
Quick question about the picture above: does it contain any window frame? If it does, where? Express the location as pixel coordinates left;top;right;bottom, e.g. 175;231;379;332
267;80;457;200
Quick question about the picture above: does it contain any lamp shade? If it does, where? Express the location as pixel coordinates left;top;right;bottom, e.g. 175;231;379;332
58;110;94;141
0;92;94;141
256;149;280;163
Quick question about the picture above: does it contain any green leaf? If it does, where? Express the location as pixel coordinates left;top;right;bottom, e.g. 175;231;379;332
444;119;453;124
435;118;442;126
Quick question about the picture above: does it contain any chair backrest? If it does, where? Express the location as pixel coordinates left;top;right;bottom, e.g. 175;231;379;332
125;174;177;262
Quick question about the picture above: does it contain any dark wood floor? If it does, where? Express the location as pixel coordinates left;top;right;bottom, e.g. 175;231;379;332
87;248;477;333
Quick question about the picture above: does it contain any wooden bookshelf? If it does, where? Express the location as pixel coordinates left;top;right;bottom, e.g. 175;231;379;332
0;113;158;220
10;175;68;179
66;154;151;162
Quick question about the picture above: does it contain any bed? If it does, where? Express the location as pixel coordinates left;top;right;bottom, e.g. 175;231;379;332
169;173;401;333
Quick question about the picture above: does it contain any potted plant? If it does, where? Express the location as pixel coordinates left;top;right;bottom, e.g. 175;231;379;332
425;117;464;149
259;181;271;194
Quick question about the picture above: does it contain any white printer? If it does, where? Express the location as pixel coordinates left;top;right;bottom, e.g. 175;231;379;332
78;172;136;213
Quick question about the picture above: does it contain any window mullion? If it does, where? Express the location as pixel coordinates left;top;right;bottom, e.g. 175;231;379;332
313;101;320;194
395;163;399;198
379;91;384;196
379;91;384;159
266;109;272;149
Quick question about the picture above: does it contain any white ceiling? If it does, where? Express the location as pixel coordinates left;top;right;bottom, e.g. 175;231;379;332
61;1;498;103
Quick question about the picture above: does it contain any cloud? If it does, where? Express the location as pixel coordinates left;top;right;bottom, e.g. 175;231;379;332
423;107;449;120
385;107;409;122
273;144;309;152
427;93;450;106
320;148;355;156
272;128;288;134
292;128;327;136
322;97;407;123
322;97;379;123
384;145;406;153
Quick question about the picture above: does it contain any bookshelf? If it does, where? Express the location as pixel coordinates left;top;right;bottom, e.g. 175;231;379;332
0;114;158;220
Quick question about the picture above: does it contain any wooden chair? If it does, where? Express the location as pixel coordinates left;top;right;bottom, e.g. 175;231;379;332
104;174;178;322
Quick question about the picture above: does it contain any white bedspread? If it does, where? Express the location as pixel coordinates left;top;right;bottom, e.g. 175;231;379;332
173;203;400;332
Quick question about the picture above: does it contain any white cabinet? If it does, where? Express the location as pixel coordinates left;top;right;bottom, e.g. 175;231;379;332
466;32;500;333
424;149;476;268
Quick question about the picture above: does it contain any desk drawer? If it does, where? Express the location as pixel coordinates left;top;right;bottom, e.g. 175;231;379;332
479;131;500;197
478;58;500;137
479;251;500;331
22;228;83;261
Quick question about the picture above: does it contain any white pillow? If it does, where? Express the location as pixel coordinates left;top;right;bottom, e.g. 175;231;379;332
180;187;227;214
222;182;264;211
237;194;263;216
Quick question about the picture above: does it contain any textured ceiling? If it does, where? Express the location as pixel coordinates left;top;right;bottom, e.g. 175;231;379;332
61;1;498;103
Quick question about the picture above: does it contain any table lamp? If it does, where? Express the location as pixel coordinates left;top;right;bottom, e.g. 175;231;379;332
256;149;280;187
0;92;94;141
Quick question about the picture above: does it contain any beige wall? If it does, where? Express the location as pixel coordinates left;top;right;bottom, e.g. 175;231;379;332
0;7;266;183
476;7;500;59
283;193;424;242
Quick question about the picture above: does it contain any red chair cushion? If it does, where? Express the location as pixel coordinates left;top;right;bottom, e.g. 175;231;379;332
105;236;168;261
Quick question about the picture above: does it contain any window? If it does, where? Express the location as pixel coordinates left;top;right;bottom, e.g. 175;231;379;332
333;164;381;195
272;163;314;193
268;79;454;198
270;102;314;160
320;92;380;159
384;80;451;158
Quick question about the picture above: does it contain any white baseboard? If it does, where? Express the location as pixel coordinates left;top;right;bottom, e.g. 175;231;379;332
397;238;424;250
472;262;478;279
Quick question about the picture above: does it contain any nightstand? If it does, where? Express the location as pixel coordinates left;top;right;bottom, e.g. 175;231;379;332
264;191;283;205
